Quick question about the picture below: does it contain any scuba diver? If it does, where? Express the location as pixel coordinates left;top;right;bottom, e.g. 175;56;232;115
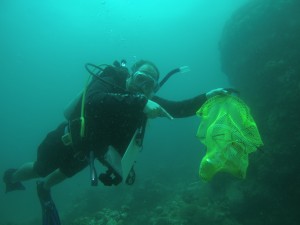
3;59;228;225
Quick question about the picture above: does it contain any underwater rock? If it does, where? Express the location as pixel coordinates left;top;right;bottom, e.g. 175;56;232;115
219;0;300;157
219;0;300;224
220;0;300;108
68;207;127;225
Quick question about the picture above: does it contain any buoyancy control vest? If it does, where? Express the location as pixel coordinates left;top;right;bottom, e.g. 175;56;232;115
62;62;130;153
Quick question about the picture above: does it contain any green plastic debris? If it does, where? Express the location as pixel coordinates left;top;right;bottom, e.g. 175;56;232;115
196;95;263;181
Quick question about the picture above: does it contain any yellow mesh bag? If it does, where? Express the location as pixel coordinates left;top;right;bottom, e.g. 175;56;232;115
196;95;263;181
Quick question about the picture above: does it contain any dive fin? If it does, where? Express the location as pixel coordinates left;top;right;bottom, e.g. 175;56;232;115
3;169;25;193
37;181;61;225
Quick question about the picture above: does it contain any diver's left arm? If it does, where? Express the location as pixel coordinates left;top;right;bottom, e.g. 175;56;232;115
152;94;207;118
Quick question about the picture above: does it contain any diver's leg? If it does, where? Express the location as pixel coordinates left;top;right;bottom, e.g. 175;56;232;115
4;122;67;192
43;169;67;190
3;162;40;193
37;169;66;225
36;152;87;225
11;162;40;182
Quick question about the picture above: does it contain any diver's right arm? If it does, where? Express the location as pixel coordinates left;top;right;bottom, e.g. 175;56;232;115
86;77;172;120
152;94;207;118
86;80;148;117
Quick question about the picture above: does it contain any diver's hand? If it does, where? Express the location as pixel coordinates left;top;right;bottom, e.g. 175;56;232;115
206;88;229;99
143;100;174;120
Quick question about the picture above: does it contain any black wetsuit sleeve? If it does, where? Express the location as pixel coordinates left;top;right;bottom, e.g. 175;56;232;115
85;77;148;117
152;94;207;118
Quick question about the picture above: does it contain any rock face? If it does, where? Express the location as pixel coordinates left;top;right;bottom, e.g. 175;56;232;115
220;0;300;154
219;0;300;224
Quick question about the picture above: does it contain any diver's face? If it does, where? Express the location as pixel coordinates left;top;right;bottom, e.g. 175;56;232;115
126;64;159;98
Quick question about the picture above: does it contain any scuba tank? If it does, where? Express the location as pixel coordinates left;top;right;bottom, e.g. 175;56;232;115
64;91;83;121
63;61;128;121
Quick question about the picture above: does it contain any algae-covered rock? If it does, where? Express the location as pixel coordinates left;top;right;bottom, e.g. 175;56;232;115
219;0;300;224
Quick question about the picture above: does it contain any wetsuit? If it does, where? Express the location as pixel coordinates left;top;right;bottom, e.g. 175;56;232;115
33;66;207;179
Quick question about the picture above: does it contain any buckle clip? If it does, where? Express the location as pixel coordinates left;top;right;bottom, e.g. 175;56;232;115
61;125;72;146
61;133;72;146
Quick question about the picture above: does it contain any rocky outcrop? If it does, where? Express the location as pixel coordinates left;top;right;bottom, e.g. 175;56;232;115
219;0;300;224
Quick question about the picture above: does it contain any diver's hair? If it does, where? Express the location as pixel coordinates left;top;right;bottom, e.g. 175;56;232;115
131;60;160;80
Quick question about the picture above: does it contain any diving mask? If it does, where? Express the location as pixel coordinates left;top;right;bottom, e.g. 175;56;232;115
130;71;159;96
